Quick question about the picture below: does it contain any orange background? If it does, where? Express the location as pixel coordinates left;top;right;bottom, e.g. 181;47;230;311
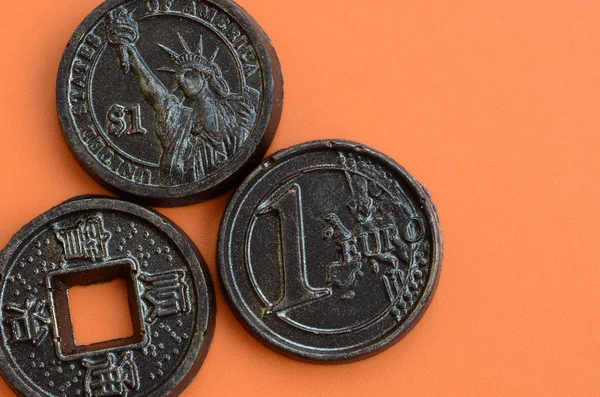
1;0;599;396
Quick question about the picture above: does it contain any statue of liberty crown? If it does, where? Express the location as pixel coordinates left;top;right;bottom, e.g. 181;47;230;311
158;33;222;75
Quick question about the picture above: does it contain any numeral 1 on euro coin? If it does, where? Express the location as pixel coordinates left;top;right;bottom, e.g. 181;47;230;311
257;184;330;313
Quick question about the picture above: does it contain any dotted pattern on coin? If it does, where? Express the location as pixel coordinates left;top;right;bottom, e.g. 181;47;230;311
219;140;442;362
57;0;283;206
0;196;215;396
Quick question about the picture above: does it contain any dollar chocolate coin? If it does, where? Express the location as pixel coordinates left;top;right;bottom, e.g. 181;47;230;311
0;196;215;396
219;140;442;362
57;0;283;206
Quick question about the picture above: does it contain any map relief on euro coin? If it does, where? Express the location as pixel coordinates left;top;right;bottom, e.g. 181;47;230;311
220;141;442;362
59;0;281;204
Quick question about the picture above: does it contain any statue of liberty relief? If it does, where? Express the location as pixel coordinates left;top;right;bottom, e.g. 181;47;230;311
105;8;259;184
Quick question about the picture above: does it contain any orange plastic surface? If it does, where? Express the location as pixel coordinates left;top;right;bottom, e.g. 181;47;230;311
0;1;599;396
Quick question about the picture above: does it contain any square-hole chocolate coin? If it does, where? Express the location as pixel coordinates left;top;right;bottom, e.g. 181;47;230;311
0;196;215;396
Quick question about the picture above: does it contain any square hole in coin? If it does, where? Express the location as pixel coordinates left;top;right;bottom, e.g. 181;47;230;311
68;278;134;346
46;258;147;359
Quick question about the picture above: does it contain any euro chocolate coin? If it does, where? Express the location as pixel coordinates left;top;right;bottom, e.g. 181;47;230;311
219;140;442;362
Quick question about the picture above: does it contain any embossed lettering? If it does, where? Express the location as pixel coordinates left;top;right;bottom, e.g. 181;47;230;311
116;161;137;180
4;297;51;346
54;216;111;262
232;34;249;51
359;231;383;257
78;45;94;61
382;225;400;251
239;47;259;77
107;105;127;136
83;351;139;397
403;217;424;243
107;104;148;137
71;74;87;89
88;137;106;154
116;161;139;182
73;59;90;74
341;238;361;263
137;168;153;184
322;153;407;294
146;0;159;12
70;88;85;102
216;15;231;31
257;184;330;313
145;0;173;13
239;46;256;63
77;137;154;184
227;26;242;43
178;0;257;79
81;127;97;143
78;32;103;61
70;58;89;114
86;32;103;49
111;159;153;184
98;147;116;166
69;32;103;116
197;3;218;22
182;0;197;16
104;7;259;184
140;271;190;322
72;103;89;115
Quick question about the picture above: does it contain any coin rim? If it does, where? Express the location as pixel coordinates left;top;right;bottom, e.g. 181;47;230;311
218;139;443;363
0;196;216;396
56;0;284;207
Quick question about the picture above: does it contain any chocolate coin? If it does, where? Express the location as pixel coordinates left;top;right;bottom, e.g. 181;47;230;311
0;196;215;395
219;140;442;362
57;0;283;206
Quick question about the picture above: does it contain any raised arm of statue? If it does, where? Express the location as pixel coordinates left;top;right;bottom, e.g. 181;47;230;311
106;7;170;111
